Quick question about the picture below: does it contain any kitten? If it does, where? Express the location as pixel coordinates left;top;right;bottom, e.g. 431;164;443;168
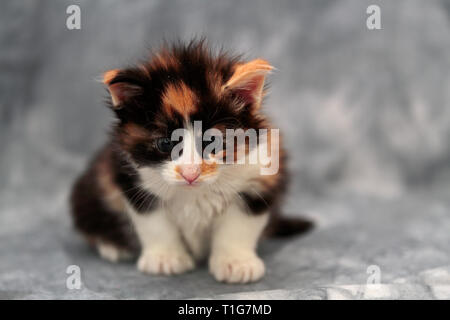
70;40;312;283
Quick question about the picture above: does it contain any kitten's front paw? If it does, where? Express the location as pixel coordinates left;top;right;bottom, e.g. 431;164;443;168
209;251;265;284
137;247;195;275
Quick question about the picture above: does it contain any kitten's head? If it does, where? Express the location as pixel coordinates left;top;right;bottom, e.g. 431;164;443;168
103;40;272;191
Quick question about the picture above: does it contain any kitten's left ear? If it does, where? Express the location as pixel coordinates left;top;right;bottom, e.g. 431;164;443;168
223;59;273;109
102;69;142;109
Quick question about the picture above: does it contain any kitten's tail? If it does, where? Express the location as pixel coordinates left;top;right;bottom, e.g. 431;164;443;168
264;214;314;238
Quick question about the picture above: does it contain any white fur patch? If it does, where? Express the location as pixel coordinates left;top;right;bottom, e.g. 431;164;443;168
138;247;194;275
209;251;265;283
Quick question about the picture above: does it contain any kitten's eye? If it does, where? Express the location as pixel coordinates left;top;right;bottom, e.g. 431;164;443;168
156;137;174;153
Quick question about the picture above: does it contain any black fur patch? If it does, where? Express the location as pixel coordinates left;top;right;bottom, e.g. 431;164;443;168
239;191;274;214
69;147;139;251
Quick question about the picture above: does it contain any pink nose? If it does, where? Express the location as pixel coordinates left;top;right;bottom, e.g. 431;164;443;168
179;164;201;184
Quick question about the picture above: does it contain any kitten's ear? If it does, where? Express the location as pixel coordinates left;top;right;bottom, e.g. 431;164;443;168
223;59;273;109
102;69;142;109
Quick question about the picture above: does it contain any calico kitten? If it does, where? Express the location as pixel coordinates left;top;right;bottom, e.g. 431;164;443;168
70;40;312;283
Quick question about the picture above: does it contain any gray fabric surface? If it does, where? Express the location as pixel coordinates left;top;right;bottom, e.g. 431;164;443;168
1;0;450;299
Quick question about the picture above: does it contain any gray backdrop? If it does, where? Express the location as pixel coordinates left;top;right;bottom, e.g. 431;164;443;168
1;0;450;299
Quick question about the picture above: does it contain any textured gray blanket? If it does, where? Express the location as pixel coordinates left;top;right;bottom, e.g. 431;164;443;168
1;0;450;299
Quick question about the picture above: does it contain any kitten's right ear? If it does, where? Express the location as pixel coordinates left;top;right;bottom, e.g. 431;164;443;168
102;69;142;109
222;59;273;110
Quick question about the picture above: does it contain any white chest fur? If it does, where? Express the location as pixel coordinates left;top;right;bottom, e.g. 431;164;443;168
165;188;229;259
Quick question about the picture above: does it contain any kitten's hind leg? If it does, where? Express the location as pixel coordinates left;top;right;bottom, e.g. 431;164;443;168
97;241;134;263
70;168;140;262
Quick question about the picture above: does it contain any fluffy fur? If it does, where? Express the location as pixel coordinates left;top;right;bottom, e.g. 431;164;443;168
70;40;312;283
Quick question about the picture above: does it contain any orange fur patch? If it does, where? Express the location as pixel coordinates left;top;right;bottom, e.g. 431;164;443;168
175;165;182;177
225;59;272;89
162;82;197;117
103;69;120;84
201;161;217;176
